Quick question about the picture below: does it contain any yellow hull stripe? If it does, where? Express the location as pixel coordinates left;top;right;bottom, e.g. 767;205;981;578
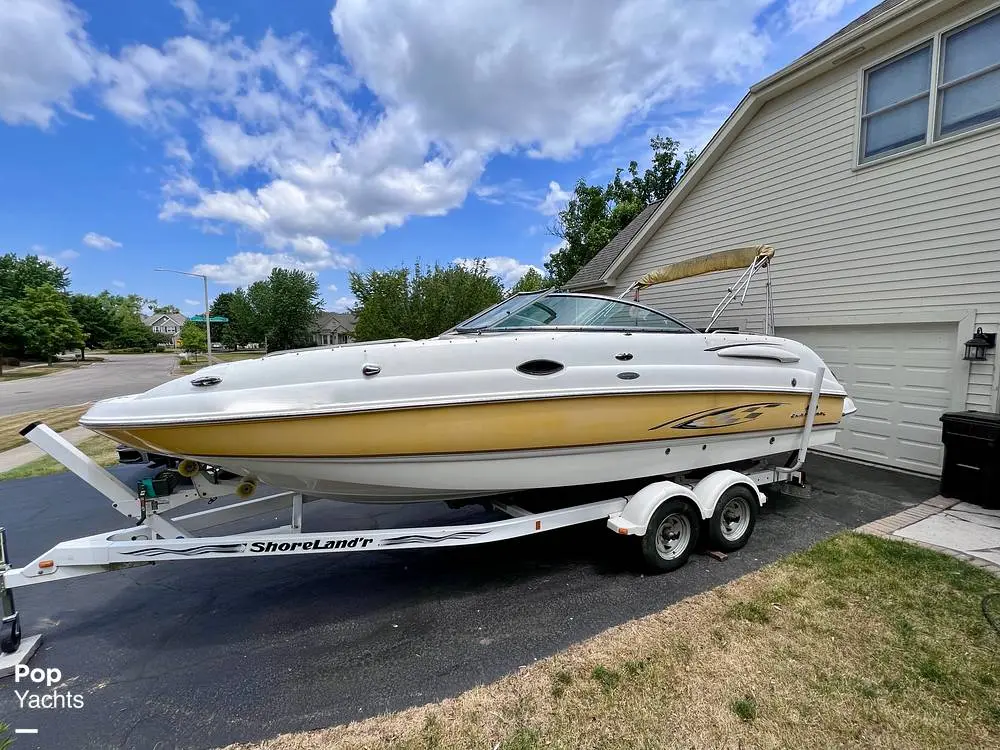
96;391;845;459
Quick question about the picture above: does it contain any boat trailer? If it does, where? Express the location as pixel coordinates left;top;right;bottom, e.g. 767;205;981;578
1;368;825;662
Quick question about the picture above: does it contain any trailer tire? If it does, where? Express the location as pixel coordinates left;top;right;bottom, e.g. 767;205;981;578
708;485;759;552
1;613;22;654
639;498;700;573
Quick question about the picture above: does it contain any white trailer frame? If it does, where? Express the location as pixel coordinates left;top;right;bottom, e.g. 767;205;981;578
0;368;826;658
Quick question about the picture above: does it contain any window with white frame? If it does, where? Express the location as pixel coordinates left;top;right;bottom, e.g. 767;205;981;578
937;9;1000;137
859;6;1000;163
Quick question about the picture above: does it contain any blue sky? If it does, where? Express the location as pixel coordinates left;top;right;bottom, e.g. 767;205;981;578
0;0;879;314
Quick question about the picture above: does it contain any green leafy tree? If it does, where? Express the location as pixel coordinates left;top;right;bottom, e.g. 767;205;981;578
0;252;70;301
210;291;238;349
179;319;207;358
152;303;181;314
22;284;84;364
544;136;696;286
97;291;161;351
69;293;117;359
264;268;322;351
510;267;548;294
349;259;504;341
0;302;25;375
226;287;262;348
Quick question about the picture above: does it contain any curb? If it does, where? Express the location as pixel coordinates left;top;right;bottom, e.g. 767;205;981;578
857;495;1000;577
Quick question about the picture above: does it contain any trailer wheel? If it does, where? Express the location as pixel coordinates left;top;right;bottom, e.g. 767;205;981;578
708;485;759;552
1;613;22;655
639;498;700;573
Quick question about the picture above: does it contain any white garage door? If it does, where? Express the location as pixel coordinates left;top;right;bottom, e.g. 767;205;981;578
777;323;960;475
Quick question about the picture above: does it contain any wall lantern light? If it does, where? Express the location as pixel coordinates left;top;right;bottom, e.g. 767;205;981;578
963;327;996;362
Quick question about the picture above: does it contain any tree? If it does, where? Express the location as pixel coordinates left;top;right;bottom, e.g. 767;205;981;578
544;136;696;286
265;268;322;351
69;294;116;359
97;291;162;351
0;302;25;375
152;304;181;314
349;259;504;341
0;252;70;302
510;268;547;294
21;285;84;364
179;320;207;358
210;291;239;349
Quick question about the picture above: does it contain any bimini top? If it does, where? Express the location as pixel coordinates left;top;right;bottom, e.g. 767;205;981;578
444;291;696;335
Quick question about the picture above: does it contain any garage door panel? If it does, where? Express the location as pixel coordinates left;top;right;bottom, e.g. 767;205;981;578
777;322;959;476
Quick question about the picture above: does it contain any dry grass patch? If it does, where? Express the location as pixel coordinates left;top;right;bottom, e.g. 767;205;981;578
0;361;91;382
221;533;1000;750
0;403;91;453
0;434;119;480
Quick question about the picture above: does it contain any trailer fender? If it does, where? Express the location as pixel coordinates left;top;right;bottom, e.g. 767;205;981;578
691;470;766;517
607;480;699;536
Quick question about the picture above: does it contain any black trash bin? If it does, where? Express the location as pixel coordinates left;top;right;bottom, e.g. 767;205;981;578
939;410;1000;508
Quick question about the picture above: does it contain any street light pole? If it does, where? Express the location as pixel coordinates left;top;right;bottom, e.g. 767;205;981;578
154;268;213;364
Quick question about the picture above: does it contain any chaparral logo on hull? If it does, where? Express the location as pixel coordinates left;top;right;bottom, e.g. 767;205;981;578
649;402;786;431
248;537;374;553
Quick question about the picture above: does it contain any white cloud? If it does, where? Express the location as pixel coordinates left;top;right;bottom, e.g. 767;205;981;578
184;298;200;306
543;240;567;263
537;181;572;217
111;279;126;288
329;296;356;312
191;250;354;285
786;0;859;29
454;256;541;287
327;283;338;292
83;232;122;249
57;249;79;261
0;0;96;127
332;0;773;159
29;244;46;254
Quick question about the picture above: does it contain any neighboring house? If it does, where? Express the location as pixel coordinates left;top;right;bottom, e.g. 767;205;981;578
566;0;1000;478
143;312;188;347
313;311;357;346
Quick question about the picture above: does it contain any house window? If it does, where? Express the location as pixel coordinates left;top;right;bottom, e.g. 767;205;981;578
153;326;160;332
860;43;932;161
937;9;1000;137
859;7;1000;164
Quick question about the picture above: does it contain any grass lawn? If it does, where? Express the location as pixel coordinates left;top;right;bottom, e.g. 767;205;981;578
0;361;91;382
0;434;119;480
0;403;92;453
224;533;1000;750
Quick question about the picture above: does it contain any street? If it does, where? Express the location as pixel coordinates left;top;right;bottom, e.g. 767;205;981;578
0;456;935;750
0;354;177;415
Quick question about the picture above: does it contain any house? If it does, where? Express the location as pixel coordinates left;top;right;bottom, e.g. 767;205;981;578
143;312;188;347
313;311;357;346
567;0;1000;478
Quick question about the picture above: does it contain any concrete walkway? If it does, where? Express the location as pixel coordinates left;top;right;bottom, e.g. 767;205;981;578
858;495;1000;576
0;426;94;473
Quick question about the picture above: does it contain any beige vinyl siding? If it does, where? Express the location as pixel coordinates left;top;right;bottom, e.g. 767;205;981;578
612;0;1000;412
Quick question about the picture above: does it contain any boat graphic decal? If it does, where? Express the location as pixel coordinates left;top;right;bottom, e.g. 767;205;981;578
122;543;247;558
381;530;489;547
649;402;786;431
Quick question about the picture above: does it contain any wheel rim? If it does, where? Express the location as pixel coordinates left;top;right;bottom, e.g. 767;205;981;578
720;496;751;541
654;513;691;560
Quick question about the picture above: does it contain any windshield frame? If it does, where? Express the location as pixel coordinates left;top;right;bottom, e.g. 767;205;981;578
445;292;697;335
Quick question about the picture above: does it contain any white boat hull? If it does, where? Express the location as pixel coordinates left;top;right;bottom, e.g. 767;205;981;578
190;426;840;503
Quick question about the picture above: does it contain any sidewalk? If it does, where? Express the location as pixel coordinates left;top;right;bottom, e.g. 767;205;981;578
858;495;1000;576
0;426;95;473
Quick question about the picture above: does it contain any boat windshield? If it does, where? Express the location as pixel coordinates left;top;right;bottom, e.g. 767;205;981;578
452;293;695;333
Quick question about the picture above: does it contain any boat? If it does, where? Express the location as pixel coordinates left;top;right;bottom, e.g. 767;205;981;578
80;245;856;503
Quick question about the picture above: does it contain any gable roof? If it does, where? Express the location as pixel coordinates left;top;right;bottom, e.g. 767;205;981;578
572;0;954;289
314;311;356;332
564;200;663;290
143;312;188;327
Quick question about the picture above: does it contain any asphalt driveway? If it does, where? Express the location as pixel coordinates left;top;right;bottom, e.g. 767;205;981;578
0;354;177;415
0;456;936;750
